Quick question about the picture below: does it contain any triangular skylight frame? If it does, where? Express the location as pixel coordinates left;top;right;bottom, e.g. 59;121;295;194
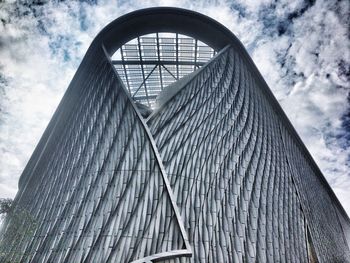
112;32;216;108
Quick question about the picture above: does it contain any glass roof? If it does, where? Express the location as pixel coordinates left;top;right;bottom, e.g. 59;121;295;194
112;33;216;108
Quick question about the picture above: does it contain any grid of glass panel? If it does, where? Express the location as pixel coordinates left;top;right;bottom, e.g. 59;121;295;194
112;33;216;108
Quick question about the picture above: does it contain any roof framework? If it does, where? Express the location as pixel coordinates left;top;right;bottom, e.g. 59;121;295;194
112;33;216;108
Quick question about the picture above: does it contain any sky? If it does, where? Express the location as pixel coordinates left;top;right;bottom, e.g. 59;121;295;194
0;0;349;215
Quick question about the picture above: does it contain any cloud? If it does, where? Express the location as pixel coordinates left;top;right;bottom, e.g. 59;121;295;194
252;0;350;190
0;0;349;217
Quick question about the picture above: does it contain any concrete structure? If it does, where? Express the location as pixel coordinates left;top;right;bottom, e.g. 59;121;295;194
0;8;349;263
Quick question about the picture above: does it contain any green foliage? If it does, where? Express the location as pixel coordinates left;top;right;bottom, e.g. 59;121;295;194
0;198;37;262
0;198;13;215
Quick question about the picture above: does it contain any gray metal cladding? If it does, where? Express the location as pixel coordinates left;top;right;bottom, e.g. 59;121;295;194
279;125;350;262
148;47;309;263
147;46;350;262
1;9;350;263
0;47;190;263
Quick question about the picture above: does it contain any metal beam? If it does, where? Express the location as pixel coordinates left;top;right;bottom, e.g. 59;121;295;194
194;39;198;70
161;64;177;80
133;95;157;100
137;37;151;107
132;65;158;98
112;60;206;67
120;46;132;94
156;33;164;90
176;33;179;80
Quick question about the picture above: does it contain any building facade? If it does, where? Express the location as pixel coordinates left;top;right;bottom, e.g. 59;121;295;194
0;8;349;263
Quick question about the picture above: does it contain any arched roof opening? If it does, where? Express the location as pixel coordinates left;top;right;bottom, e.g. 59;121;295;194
111;33;216;108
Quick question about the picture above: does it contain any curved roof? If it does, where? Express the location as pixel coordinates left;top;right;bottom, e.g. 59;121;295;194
94;7;236;54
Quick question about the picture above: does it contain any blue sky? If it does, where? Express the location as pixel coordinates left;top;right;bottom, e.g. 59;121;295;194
0;0;349;215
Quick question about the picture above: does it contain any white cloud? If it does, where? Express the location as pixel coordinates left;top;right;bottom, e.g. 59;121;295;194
249;0;350;216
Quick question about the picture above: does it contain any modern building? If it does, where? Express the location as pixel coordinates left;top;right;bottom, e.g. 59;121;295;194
0;7;349;263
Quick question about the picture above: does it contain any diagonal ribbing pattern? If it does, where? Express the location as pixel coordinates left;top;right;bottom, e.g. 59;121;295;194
148;47;308;262
280;125;350;262
1;8;349;263
148;46;349;262
0;47;189;263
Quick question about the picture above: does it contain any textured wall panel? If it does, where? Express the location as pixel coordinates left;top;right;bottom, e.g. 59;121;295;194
148;45;349;262
280;124;350;262
148;47;310;263
0;47;189;263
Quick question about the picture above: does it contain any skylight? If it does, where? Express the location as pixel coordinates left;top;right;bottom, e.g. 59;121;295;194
112;33;216;108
